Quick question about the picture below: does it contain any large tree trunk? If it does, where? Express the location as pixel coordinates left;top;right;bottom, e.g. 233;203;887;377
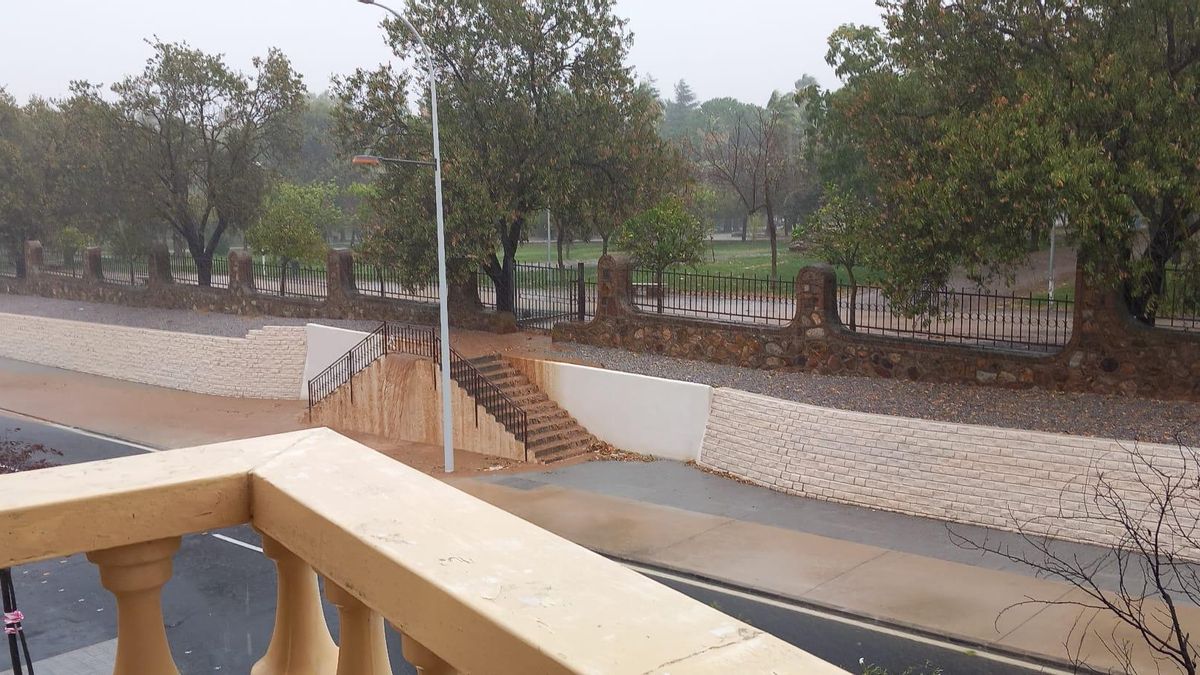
740;212;749;242
279;258;289;297
846;267;857;332
601;233;610;256
1125;220;1178;326
766;205;779;284
556;223;566;269
194;251;213;287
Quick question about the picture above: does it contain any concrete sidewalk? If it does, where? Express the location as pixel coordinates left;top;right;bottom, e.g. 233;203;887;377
3;356;1191;673
455;463;1197;675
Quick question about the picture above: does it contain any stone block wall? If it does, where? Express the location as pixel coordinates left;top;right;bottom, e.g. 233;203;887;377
699;388;1187;548
554;255;1200;401
0;312;307;399
1;241;518;334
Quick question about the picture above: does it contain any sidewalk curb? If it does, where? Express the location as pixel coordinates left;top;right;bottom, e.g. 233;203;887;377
603;552;1097;675
0;406;161;452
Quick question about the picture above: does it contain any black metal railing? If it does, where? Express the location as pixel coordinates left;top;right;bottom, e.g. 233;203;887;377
306;322;528;458
512;262;587;328
169;254;230;288
838;284;1074;352
0;246;16;278
101;255;150;286
40;248;80;278
353;263;440;304
256;260;327;300
628;268;795;326
1157;267;1200;333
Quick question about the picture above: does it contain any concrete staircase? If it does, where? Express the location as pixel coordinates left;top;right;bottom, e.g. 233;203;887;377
468;355;596;463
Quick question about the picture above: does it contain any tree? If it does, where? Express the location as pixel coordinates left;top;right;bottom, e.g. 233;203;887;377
107;40;306;286
616;196;707;314
245;182;337;296
815;2;1200;324
792;185;878;330
953;439;1200;674
334;0;638;312
662;79;700;140
0;91;66;273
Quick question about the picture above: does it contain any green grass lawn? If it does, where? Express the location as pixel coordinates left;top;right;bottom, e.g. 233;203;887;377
515;239;878;285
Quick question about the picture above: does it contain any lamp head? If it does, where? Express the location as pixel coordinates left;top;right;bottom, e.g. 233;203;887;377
352;155;382;167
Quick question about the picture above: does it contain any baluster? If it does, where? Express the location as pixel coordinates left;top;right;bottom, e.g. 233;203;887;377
325;581;390;675
252;535;339;675
87;537;182;675
401;634;456;675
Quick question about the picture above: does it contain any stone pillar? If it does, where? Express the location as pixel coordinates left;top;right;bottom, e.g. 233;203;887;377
148;244;173;287
87;537;182;675
594;254;633;319
251;535;339;675
229;251;256;294
325;581;390;675
84;246;104;282
401;634;457;675
23;240;42;278
794;265;840;336
326;249;357;306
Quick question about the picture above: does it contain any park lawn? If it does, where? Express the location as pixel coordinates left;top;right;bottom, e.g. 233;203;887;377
514;239;877;285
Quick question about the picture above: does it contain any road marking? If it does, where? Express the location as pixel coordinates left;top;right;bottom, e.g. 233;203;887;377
622;561;1075;675
0;408;160;453
210;533;264;553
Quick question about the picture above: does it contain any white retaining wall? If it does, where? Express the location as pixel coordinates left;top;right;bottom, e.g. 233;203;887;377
699;387;1185;547
302;324;370;399
512;358;712;461
0;312;307;399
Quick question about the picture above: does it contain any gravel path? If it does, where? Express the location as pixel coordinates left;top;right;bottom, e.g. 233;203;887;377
0;294;380;337
555;343;1200;445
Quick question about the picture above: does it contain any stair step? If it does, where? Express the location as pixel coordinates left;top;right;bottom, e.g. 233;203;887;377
527;425;588;444
533;438;594;463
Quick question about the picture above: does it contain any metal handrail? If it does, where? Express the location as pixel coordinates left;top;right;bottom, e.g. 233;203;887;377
306;322;528;458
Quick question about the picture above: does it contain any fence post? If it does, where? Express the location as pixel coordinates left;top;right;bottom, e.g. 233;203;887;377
576;261;586;321
23;241;43;279
84;247;104;282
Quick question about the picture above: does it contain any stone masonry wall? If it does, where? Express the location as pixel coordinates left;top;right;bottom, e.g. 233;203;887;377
554;255;1200;401
0;242;517;334
0;312;307;399
699;388;1188;549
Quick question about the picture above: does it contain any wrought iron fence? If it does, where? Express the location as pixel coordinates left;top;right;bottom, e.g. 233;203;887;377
628;268;796;327
837;284;1073;352
1157;267;1200;333
101;256;150;286
40;248;81;278
255;260;327;300
169;254;230;288
353;262;439;304
512;262;587;328
0;246;16;278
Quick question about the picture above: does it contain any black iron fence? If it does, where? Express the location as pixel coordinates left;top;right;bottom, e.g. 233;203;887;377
628;268;796;327
40;248;81;278
838;284;1074;352
1157;267;1200;333
512;262;587;328
101;256;150;287
255;260;327;300
353;263;439;304
0;247;16;278
169;254;230;288
307;322;529;459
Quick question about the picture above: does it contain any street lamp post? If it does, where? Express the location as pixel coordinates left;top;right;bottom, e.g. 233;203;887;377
356;0;455;473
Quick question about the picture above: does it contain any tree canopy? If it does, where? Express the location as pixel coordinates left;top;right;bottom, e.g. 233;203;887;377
813;1;1200;323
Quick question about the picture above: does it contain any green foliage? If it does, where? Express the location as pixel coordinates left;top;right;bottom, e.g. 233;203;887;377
814;2;1200;323
246;182;338;265
334;0;647;311
793;184;877;288
616;196;707;272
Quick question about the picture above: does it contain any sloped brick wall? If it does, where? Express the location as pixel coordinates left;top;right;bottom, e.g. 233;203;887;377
699;387;1186;548
0;312;307;399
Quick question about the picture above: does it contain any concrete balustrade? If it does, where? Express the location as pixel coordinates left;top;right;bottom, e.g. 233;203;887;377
0;428;844;674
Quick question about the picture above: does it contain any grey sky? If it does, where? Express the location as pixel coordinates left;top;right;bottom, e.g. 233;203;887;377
0;0;882;105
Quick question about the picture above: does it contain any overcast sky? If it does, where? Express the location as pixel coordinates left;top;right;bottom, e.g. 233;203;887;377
0;0;883;105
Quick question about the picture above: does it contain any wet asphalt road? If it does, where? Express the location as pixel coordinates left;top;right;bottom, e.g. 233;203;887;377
2;413;1049;674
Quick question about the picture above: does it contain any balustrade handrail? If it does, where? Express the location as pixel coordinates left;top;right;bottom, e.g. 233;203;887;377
0;429;839;673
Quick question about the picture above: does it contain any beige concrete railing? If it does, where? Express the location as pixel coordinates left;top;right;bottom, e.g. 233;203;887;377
0;428;843;674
